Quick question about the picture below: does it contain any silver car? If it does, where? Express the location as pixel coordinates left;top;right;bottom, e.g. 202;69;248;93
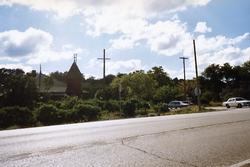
168;101;189;109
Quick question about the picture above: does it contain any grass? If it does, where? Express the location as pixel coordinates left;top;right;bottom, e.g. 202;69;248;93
165;105;215;115
100;111;122;121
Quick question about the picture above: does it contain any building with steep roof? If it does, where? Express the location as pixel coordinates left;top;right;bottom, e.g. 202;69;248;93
66;59;82;97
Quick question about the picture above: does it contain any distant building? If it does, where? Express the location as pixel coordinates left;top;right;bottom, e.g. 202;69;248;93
66;60;82;97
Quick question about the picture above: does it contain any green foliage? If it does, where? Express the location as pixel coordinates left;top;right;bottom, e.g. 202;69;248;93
37;104;63;125
1;60;250;130
122;100;136;118
147;66;172;87
50;71;68;82
103;100;120;112
73;104;101;122
43;75;54;92
95;87;118;100
111;70;157;100
0;68;38;107
61;96;79;109
153;103;169;113
0;106;35;128
153;85;181;103
200;91;214;104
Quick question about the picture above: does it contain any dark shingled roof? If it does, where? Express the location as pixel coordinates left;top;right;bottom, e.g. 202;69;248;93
66;62;82;96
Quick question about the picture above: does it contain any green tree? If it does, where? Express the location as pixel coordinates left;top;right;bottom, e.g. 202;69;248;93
43;75;54;92
202;64;224;101
153;85;181;103
0;68;38;107
147;66;171;87
111;71;157;100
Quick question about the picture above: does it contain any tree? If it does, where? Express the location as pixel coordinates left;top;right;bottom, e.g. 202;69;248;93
202;64;224;101
147;66;171;87
153;85;181;103
43;76;54;92
221;63;234;83
111;71;157;100
0;68;38;107
50;71;68;82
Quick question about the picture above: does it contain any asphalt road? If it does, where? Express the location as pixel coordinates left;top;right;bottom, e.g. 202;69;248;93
1;108;250;167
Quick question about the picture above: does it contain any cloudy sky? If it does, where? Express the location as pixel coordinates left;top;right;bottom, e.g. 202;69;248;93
0;0;250;79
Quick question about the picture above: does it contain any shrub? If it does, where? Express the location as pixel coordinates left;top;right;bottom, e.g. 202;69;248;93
137;101;150;111
37;104;62;125
0;106;35;128
103;100;120;112
201;91;214;104
73;104;101;122
122;100;136;118
0;109;7;128
61;96;79;109
153;103;169;113
148;112;158;117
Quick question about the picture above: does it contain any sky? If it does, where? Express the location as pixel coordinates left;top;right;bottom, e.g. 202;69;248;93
0;0;250;79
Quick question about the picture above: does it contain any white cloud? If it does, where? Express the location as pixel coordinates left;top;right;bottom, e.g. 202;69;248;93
0;63;33;72
87;58;144;76
0;27;52;57
2;0;250;79
0;28;83;64
194;22;212;33
0;0;212;19
107;59;144;74
184;33;250;78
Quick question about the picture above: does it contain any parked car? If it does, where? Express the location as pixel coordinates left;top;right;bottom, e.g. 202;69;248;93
222;97;250;108
168;101;189;108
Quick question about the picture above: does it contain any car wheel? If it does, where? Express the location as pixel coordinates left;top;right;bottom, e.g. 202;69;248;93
226;104;230;108
237;104;242;108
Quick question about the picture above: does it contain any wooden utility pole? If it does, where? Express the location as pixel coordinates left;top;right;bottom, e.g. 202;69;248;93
179;56;188;100
39;64;42;90
98;49;110;79
193;39;201;111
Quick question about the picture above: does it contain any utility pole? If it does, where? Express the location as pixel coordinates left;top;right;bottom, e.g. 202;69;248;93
179;56;188;100
98;49;110;79
119;83;122;113
193;39;201;111
39;64;42;90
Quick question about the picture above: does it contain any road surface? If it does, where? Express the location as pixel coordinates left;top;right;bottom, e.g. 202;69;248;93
1;108;250;167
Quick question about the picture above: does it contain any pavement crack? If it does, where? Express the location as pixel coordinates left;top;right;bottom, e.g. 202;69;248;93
121;139;198;167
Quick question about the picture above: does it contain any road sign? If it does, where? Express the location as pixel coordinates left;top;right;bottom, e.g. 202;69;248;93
194;87;201;96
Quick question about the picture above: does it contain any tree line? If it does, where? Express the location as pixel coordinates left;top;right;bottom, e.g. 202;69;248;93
0;61;249;129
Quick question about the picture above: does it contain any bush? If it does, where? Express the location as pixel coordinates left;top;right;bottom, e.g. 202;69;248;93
137;101;150;111
73;104;101;122
103;100;120;112
122;100;136;118
148;112;158;117
153;103;169;113
201;91;214;104
61;96;79;109
37;104;63;125
0;106;35;128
